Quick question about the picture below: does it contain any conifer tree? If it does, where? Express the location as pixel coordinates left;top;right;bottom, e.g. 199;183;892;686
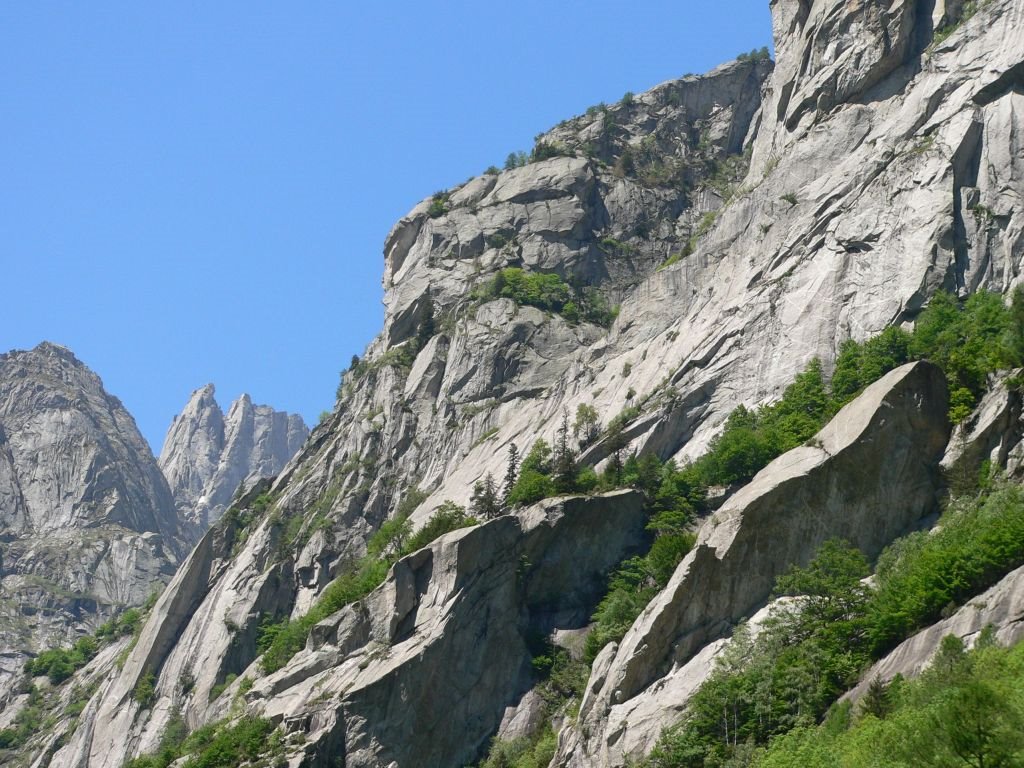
554;409;577;492
503;443;519;504
471;473;500;519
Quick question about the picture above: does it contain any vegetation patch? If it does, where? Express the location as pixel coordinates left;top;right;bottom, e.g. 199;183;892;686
124;714;283;768
258;497;476;673
473;267;617;327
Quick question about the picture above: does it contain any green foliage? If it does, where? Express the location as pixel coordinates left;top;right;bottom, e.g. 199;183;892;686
830;326;912;405
531;141;571;162
478;725;557;768
910;289;1021;421
134;671;157;708
405;501;476;552
25;602;150;687
473;268;616;327
24;635;97;684
0;684;44;749
260;556;390;673
207;673;236;702
641;479;1024;766
472;473;502;519
507;439;557;506
573;403;601;445
583;455;698;663
427;191;450;218
126;715;283;768
689;359;832;488
476;267;571;312
868;484;1024;655
757;636;1024;768
639;541;879;766
932;0;985;46
658;251;686;271
736;46;771;62
261;500;476;673
367;514;413;559
504;151;529;170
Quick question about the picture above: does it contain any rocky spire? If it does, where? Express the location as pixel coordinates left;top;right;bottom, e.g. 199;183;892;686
159;386;308;527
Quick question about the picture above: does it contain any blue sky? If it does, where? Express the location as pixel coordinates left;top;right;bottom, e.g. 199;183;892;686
0;2;771;452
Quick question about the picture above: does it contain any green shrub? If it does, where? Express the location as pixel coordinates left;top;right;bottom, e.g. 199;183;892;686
869;484;1024;654
427;191;450;218
473;268;616;327
756;636;1024;768
134;671;157;708
531;141;571;162
736;46;771;62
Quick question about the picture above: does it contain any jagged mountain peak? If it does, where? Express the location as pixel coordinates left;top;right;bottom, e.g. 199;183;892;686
159;385;308;528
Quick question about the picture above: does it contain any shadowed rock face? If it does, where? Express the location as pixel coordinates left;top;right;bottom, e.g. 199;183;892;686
159;385;308;528
558;361;950;766
0;343;189;692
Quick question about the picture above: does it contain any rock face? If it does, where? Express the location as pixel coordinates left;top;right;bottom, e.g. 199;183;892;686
557;362;950;766
0;343;189;692
158;385;308;528
53;491;649;768
12;0;1024;764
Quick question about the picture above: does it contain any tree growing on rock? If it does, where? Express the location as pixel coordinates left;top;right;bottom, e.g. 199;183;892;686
471;473;501;519
503;443;519;504
554;410;578;493
507;440;555;506
573;403;601;446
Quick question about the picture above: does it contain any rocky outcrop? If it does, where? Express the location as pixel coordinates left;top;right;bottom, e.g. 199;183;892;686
846;563;1024;702
555;361;950;766
159;385;308;528
0;343;189;694
52;491;649;768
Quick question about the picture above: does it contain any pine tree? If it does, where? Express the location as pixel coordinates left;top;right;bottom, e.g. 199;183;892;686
554;409;577;492
861;676;892;719
503;444;519;504
605;419;627;485
471;473;500;519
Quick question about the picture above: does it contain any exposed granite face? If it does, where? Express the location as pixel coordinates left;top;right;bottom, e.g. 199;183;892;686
10;0;1024;764
158;385;308;528
0;343;189;697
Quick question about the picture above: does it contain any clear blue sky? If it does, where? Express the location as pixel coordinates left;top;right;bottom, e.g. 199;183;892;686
0;2;771;453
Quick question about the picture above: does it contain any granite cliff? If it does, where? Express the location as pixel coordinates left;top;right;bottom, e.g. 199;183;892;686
4;0;1024;764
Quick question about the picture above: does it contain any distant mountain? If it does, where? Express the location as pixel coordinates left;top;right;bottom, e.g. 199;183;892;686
159;384;307;528
0;342;191;690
